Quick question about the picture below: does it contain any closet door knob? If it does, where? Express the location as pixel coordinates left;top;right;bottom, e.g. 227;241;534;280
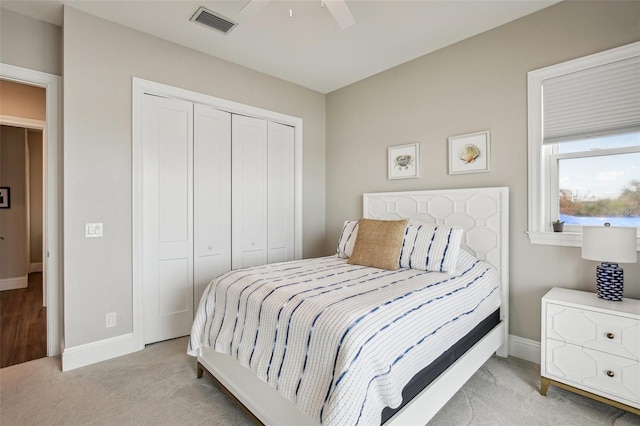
208;245;213;250
606;332;614;339
606;370;615;378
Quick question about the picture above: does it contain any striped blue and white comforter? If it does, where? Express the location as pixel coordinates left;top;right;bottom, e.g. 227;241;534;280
188;250;500;426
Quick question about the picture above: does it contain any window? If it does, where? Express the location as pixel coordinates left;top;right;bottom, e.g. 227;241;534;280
527;42;640;247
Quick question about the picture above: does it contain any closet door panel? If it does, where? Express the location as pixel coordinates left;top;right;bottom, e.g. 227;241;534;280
194;104;231;307
157;116;190;243
158;259;190;315
232;115;268;269
267;122;295;264
141;94;194;344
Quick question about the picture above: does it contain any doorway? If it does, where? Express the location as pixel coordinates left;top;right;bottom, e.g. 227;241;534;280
0;88;46;367
0;63;62;364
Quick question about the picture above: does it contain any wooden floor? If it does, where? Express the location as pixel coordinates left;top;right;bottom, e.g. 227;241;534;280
0;272;47;368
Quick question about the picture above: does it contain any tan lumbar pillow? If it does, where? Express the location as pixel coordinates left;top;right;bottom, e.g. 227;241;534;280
348;218;408;271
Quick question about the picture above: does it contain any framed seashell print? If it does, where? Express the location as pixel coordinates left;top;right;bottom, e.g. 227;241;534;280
388;143;420;179
448;131;490;175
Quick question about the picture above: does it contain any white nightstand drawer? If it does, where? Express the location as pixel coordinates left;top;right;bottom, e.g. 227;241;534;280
545;339;639;404
546;302;640;360
541;288;640;414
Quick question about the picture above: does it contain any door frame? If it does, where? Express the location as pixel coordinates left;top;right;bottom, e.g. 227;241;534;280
132;77;303;351
0;63;63;358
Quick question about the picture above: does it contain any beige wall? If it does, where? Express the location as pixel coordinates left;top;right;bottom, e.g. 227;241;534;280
325;1;640;343
0;8;62;76
63;7;326;347
0;79;46;121
0;126;29;279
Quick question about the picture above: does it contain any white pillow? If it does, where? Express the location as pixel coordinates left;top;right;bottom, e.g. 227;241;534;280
455;247;479;271
336;220;359;258
399;223;463;272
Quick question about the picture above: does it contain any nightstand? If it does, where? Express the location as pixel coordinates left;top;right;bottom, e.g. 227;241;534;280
540;287;640;415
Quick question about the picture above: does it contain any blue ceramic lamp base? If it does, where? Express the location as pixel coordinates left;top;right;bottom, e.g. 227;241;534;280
596;262;624;301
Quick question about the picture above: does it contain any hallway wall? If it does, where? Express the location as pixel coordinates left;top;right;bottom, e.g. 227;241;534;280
0;79;46;120
0;125;28;282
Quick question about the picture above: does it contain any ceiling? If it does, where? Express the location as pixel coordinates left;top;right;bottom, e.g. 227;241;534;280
1;0;560;93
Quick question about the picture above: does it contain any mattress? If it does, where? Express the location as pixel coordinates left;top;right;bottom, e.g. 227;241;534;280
381;308;500;423
188;250;501;426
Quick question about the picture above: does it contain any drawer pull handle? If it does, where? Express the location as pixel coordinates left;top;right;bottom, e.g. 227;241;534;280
606;332;615;339
606;370;615;378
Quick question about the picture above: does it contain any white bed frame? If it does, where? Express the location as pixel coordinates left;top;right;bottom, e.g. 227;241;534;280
197;187;509;425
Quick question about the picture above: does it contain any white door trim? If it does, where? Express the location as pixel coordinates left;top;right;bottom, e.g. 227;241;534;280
0;63;62;358
132;77;303;351
0;115;46;130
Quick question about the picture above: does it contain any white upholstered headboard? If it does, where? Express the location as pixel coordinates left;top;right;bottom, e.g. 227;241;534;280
363;187;509;338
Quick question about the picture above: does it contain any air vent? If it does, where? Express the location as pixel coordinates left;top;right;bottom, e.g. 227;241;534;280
190;6;237;35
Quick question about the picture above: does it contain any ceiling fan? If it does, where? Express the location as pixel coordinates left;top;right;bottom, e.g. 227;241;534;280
240;0;356;29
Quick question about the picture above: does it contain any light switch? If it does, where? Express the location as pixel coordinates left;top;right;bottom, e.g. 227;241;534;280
85;222;104;238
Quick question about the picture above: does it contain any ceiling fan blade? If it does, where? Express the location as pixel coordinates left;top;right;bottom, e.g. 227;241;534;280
240;0;270;16
323;0;355;29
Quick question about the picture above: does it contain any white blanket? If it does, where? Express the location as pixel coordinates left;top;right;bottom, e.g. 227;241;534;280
189;251;500;425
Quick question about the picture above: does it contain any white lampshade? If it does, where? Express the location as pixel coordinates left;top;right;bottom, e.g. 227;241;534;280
582;225;637;263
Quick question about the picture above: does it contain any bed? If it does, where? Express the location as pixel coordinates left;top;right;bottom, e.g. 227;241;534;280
189;187;509;425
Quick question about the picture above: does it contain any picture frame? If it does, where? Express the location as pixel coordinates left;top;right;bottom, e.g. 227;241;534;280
0;187;9;209
448;131;490;175
388;143;420;179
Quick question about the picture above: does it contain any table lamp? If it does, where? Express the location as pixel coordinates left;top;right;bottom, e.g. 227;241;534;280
581;223;637;301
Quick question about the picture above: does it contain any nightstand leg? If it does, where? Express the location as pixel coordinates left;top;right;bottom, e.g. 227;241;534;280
540;377;550;396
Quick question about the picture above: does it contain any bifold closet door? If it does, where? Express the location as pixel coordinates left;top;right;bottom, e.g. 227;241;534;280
232;115;268;269
193;104;231;307
141;94;194;344
231;116;295;269
267;121;295;264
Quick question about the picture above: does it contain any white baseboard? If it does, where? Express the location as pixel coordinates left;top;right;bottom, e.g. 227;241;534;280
61;333;540;372
62;333;137;371
0;276;28;291
508;334;540;365
29;262;43;273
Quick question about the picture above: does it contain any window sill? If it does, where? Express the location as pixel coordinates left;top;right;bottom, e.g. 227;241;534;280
528;231;640;250
527;231;583;247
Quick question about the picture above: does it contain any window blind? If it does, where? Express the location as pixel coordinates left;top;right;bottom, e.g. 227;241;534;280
542;55;640;144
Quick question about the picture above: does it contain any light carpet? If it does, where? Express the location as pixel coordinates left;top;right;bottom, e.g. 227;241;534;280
1;336;637;425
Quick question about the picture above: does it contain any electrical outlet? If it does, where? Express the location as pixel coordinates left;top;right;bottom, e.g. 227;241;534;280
106;312;116;328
